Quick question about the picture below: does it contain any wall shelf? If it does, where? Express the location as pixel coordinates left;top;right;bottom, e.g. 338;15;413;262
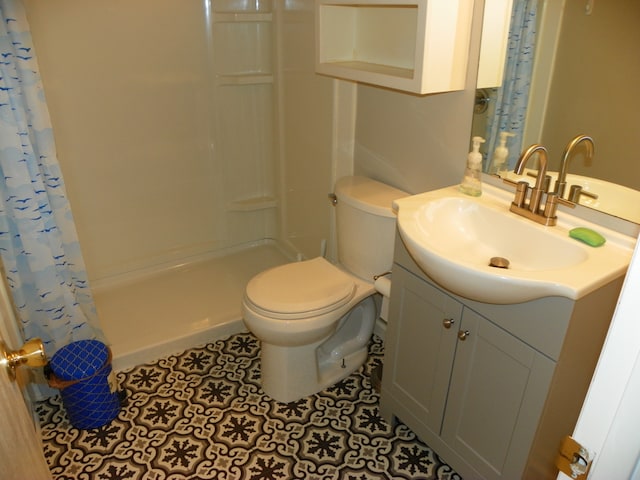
324;61;414;80
315;0;474;94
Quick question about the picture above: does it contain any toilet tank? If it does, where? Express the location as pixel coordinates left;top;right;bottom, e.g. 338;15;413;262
335;176;408;281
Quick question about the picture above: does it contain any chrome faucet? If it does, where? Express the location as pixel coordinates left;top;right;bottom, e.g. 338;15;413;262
555;134;594;198
504;144;575;226
513;144;548;214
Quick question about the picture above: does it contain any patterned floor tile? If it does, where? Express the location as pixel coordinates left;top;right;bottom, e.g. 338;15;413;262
37;333;462;480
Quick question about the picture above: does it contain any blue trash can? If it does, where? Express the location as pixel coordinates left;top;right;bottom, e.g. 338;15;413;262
48;340;121;429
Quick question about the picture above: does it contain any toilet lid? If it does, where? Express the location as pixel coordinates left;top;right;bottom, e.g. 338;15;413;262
245;257;356;316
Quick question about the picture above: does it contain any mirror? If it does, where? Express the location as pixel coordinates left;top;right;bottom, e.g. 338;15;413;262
472;0;640;223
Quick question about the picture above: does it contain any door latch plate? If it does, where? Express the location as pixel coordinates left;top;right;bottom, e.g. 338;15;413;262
556;435;593;479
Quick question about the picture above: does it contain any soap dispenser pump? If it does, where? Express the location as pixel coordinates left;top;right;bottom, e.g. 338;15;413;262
489;131;516;175
460;136;485;197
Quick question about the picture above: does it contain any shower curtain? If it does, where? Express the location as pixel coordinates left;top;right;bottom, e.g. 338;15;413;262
0;0;103;356
485;0;539;171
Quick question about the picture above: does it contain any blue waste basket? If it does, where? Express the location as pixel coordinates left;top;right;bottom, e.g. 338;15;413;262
48;340;121;429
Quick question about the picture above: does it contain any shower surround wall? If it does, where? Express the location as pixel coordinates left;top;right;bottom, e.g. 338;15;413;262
22;0;337;367
23;2;185;278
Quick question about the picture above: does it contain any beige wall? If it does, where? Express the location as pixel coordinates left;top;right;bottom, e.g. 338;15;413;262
354;86;474;195
278;1;335;260
541;0;640;190
352;0;486;195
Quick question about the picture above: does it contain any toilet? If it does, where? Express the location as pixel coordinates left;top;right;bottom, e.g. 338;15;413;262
242;176;407;403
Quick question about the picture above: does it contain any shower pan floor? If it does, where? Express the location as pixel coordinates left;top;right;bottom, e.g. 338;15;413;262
94;243;291;372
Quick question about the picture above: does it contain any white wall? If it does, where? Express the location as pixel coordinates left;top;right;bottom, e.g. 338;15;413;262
354;86;474;194
352;0;485;194
277;0;336;260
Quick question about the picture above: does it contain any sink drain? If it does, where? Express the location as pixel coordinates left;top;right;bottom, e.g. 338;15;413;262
489;257;510;269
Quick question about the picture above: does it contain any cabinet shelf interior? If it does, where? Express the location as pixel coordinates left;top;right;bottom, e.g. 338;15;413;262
318;4;419;72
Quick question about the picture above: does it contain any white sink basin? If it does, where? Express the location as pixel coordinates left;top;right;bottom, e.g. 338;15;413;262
395;184;634;304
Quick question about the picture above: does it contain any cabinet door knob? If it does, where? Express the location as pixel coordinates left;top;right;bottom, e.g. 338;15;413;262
442;318;455;329
457;330;470;341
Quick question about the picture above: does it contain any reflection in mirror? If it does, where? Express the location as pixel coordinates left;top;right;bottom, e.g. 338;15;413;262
472;0;640;223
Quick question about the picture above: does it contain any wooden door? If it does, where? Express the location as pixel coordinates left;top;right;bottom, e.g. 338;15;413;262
0;291;51;479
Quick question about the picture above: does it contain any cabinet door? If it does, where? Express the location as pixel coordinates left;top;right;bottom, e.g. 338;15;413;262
441;309;555;480
382;267;462;435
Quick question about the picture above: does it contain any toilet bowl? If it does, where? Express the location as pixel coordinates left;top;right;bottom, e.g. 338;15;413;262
242;176;407;403
243;257;376;402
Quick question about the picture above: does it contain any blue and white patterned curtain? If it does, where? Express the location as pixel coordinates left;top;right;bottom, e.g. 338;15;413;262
0;0;104;356
485;0;539;171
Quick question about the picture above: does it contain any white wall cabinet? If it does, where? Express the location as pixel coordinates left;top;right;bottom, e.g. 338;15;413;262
315;0;474;94
381;234;625;479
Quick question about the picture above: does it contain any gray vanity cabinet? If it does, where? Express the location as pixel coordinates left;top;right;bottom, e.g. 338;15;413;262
380;269;462;438
381;234;624;480
440;307;554;479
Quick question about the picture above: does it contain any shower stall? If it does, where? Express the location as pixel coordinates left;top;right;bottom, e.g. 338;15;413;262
19;0;344;370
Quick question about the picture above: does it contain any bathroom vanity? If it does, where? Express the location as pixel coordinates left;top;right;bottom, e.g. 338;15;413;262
380;233;625;479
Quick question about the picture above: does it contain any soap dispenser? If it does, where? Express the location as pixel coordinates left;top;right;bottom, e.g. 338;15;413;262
460;136;485;197
489;131;515;175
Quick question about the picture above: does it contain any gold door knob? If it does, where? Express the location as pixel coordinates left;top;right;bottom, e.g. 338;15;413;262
1;339;47;381
442;318;455;329
457;330;470;341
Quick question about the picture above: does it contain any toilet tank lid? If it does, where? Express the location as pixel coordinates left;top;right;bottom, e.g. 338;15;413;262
335;176;408;218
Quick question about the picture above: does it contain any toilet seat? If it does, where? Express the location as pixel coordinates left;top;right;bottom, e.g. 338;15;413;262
244;257;356;319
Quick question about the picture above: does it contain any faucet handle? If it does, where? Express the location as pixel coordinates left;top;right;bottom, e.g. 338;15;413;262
555;195;576;209
544;193;560;219
511;181;529;208
502;178;530;208
543;192;576;224
569;184;599;203
547;192;576;211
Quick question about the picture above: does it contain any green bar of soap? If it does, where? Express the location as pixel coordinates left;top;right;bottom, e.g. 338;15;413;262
569;227;606;247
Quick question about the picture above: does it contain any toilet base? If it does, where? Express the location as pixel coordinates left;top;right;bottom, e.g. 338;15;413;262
259;297;376;403
260;342;369;403
260;340;322;403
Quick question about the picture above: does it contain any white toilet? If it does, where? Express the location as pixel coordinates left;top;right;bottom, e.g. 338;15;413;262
242;176;407;403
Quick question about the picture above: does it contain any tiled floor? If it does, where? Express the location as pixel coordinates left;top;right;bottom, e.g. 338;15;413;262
37;333;462;480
